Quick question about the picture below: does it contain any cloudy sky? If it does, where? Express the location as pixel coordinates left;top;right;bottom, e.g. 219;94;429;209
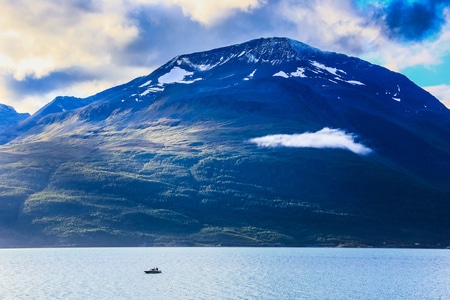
1;0;449;113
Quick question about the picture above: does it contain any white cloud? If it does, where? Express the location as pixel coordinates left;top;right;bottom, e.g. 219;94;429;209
153;0;267;25
276;0;382;55
361;8;450;72
249;128;372;155
276;1;450;75
423;85;450;109
0;1;139;81
2;75;132;114
361;29;450;73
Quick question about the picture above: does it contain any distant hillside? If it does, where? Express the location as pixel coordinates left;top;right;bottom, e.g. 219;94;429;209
1;37;450;248
0;104;30;135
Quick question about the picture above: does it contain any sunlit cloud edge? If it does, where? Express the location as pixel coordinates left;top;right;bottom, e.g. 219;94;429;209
249;127;372;155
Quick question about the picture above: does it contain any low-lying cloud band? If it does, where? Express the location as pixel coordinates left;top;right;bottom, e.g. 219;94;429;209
249;127;372;155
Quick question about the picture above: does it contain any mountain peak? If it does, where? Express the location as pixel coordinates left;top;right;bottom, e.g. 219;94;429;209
164;37;318;72
0;103;30;134
0;103;18;114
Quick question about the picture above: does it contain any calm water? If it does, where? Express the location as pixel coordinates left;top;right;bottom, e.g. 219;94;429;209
0;247;449;299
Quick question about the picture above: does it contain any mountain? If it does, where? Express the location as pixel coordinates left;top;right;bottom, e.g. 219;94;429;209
1;37;450;248
0;104;30;136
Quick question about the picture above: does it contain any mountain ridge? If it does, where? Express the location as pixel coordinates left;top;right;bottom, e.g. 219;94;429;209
0;103;30;139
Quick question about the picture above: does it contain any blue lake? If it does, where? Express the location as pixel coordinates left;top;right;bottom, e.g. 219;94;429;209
1;247;449;299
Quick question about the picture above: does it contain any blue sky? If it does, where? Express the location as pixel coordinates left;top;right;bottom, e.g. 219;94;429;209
0;0;449;113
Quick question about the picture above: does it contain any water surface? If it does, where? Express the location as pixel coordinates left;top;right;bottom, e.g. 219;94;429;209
1;247;449;299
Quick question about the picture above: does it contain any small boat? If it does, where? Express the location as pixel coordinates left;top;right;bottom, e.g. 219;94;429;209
144;268;162;274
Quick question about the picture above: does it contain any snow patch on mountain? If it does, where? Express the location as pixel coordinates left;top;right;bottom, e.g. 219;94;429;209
392;85;402;102
291;67;307;78
140;86;164;96
139;80;152;88
244;69;257;81
273;67;307;79
385;85;402;102
158;67;202;84
309;61;365;86
345;80;365;86
272;63;364;86
310;61;344;76
177;57;220;72
273;71;289;78
249;128;372;155
245;53;259;64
